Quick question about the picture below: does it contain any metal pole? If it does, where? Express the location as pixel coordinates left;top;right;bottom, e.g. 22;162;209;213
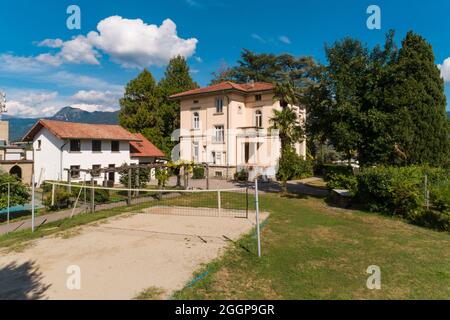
246;187;249;219
31;175;35;232
128;167;132;205
91;177;95;213
7;183;10;231
255;178;261;258
218;191;221;217
51;183;55;207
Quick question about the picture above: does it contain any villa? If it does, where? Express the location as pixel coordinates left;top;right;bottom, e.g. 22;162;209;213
170;81;306;180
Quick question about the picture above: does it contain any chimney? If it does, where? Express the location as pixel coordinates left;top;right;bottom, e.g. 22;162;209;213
249;79;255;88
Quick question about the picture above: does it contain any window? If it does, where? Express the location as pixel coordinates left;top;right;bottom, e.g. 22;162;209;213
215;98;223;113
70;165;80;179
215;171;223;178
214;125;224;142
193;141;199;161
92;164;101;177
255;94;262;101
193;112;200;130
255;110;262;127
108;164;115;181
193;100;199;104
111;140;120;152
92;140;102;152
37;140;42;150
70;139;81;152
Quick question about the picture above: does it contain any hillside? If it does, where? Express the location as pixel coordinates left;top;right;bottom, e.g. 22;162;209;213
5;107;120;142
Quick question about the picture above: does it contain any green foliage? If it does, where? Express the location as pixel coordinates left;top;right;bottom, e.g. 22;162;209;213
43;188;72;211
407;210;450;232
317;164;354;181
119;56;198;158
305;30;449;166
277;148;313;182
326;174;358;195
192;166;205;180
0;173;30;209
356;166;450;219
234;169;249;182
211;49;315;87
119;165;150;188
155;168;170;188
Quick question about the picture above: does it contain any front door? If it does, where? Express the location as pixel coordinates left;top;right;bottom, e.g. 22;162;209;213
108;164;115;182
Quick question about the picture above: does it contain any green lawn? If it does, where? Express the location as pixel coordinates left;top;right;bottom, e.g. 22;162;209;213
1;190;448;299
172;193;450;300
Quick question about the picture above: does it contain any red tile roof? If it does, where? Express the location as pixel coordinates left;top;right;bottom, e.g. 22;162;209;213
130;133;165;158
22;119;141;142
169;81;275;99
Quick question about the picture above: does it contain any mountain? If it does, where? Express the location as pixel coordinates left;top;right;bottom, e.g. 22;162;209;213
5;107;120;142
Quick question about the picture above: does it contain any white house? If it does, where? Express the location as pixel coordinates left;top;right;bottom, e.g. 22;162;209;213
22;119;164;185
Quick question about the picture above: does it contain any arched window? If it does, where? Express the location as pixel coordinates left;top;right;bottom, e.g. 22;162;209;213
193;112;200;130
10;165;22;179
255;110;262;127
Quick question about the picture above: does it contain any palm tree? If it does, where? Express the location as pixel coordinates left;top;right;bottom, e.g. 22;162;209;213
270;81;306;193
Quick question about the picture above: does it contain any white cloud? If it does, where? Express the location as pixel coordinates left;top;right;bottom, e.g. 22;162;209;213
438;58;450;82
37;38;64;48
70;103;116;113
251;33;266;43
278;35;291;44
5;90;62;118
86;16;197;68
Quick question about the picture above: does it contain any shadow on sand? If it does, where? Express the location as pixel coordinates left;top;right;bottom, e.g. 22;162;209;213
0;261;51;300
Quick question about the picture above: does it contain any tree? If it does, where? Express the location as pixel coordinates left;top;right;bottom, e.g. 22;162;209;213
119;69;161;134
0;172;30;210
119;165;150;188
210;49;315;86
119;57;198;158
384;31;449;166
158;56;198;155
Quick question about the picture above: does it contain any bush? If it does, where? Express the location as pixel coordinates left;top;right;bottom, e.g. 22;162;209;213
43;188;72;211
192;166;205;179
277;148;313;181
326;173;358;195
356;166;424;217
317;164;354;181
408;210;450;232
234;169;249;182
0;173;30;209
429;180;450;213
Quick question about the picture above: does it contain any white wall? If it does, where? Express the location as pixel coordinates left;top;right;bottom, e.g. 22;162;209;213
33;128;64;185
33;127;133;185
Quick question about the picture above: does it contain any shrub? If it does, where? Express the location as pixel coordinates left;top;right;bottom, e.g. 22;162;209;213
356;166;424;217
192;166;205;179
0;173;30;209
318;164;354;181
43;188;72;211
234;169;249;182
429;180;450;213
408;210;450;232
277;148;313;181
326;173;358;195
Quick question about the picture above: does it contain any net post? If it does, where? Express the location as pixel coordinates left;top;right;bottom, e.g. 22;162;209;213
7;183;10;232
51;183;55;207
91;177;95;213
246;186;249;219
31;174;35;233
217;190;221;217
255;178;261;258
128;167;132;205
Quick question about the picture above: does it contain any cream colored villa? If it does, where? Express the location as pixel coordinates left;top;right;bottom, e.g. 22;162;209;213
170;81;306;180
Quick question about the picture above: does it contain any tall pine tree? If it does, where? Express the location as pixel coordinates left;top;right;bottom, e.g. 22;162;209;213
385;31;449;166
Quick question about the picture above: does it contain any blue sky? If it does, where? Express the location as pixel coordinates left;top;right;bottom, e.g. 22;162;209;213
1;0;449;118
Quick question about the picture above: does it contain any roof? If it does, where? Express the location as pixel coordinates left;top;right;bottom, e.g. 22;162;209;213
22;119;141;142
169;81;275;99
130;133;165;158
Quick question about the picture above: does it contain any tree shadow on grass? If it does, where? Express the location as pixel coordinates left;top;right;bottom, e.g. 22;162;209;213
0;261;51;300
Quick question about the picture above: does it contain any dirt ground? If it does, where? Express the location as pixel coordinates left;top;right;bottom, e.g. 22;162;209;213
0;209;268;300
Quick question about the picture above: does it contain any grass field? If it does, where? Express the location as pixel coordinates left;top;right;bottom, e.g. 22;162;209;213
171;193;450;300
1;190;449;299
